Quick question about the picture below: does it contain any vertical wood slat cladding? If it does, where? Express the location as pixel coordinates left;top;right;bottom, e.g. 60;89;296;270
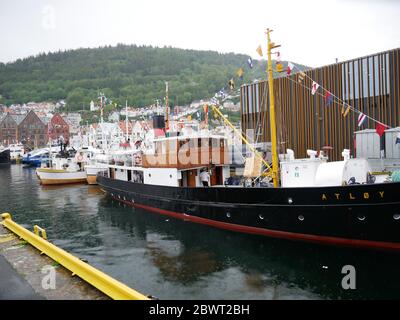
240;48;400;161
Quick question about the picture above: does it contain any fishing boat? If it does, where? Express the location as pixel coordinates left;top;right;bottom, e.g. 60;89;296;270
97;30;400;251
9;143;25;163
22;147;60;167
36;148;88;185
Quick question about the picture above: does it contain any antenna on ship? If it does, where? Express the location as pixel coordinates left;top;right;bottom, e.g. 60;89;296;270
266;28;280;187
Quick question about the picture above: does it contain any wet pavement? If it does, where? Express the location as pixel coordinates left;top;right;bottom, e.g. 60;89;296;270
0;223;108;300
0;254;42;299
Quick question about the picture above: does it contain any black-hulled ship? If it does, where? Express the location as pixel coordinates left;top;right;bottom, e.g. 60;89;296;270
0;148;11;165
97;30;400;251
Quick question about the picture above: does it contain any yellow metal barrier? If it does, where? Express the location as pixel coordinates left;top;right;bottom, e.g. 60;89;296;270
1;213;150;300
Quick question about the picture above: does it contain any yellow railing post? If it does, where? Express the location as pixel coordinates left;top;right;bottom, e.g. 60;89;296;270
33;225;47;240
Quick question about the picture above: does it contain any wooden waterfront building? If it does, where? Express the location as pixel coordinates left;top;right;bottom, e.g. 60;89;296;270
48;113;70;142
240;48;400;160
0;114;25;145
18;110;48;148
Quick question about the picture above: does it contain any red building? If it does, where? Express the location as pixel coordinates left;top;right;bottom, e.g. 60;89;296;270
48;113;70;142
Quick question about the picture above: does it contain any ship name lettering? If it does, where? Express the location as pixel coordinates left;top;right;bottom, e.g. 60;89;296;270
321;194;327;200
349;193;356;200
379;191;384;198
334;193;340;200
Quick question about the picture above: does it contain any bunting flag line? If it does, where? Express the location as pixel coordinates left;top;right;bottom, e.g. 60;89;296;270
287;55;392;132
324;91;333;106
375;122;387;137
311;81;320;95
247;57;253;69
287;62;294;75
357;113;367;127
256;45;263;57
236;68;244;79
342;104;351;117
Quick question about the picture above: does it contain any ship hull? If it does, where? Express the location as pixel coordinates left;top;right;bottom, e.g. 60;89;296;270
97;175;400;251
85;164;108;185
36;169;87;185
0;149;11;165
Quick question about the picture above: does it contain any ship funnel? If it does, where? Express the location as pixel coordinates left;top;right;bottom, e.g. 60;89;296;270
152;115;165;129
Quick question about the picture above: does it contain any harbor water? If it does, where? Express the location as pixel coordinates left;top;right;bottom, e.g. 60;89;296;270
1;164;400;299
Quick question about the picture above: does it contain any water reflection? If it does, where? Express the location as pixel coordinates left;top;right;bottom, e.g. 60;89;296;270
1;165;400;299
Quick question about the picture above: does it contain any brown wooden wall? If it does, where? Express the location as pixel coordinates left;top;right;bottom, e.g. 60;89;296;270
241;48;400;160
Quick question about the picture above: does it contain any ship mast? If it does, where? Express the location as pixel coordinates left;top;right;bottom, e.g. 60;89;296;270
266;29;280;187
125;100;129;142
165;81;169;132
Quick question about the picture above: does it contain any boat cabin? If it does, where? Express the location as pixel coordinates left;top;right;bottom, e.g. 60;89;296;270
106;135;231;187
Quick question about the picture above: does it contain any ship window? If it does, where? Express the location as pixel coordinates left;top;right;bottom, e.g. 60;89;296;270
258;214;264;220
149;173;151;177
393;214;400;220
298;215;304;221
226;212;231;218
169;174;172;178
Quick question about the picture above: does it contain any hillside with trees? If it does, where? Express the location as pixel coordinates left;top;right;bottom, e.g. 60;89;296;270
0;44;303;110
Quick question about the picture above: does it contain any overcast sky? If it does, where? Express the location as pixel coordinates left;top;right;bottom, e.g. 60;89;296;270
0;0;399;67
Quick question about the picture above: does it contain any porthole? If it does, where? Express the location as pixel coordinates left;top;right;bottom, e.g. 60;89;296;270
259;214;264;220
149;174;151;177
288;198;293;204
298;215;304;221
226;212;231;218
170;174;172;178
394;214;400;221
357;214;366;221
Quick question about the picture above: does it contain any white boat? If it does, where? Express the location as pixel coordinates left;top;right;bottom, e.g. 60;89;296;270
8;143;25;163
85;149;110;185
36;149;89;185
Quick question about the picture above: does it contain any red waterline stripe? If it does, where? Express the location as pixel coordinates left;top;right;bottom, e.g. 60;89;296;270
113;196;400;251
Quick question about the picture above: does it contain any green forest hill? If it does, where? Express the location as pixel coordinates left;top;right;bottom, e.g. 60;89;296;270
0;44;303;110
